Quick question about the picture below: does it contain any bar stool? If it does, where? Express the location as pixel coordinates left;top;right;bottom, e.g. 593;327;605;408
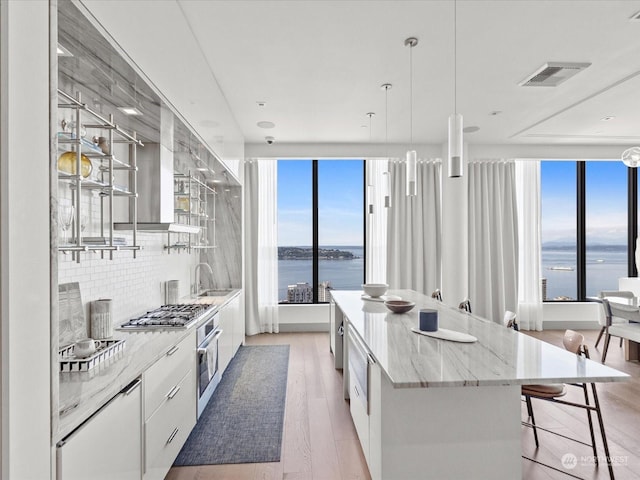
431;289;442;302
521;330;615;479
458;299;472;313
503;310;518;330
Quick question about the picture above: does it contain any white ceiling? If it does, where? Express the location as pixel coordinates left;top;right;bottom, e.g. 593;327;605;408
85;0;640;148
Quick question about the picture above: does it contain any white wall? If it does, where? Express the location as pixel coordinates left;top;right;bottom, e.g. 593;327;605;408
0;1;51;478
278;304;330;332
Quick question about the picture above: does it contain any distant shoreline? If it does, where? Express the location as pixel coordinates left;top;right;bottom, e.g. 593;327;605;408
278;246;360;260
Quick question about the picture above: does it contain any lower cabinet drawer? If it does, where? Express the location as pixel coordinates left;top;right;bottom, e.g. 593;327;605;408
349;372;369;463
144;368;196;480
144;330;195;420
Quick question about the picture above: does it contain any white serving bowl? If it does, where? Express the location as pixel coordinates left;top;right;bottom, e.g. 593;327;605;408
362;283;389;298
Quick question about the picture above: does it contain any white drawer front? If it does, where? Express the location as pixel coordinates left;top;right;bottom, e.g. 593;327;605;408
349;373;369;464
144;368;196;480
144;330;195;419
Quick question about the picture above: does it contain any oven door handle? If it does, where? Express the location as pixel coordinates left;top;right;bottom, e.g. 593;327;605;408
197;329;223;355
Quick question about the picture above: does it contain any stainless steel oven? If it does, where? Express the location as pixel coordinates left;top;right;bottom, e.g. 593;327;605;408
196;313;222;418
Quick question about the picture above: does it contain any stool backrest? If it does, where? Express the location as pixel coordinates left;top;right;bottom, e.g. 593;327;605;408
563;329;585;355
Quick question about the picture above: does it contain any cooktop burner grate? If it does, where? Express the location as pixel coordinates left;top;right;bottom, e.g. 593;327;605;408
119;304;210;329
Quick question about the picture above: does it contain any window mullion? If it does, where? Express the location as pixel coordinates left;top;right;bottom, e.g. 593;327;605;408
577;162;586;301
312;159;319;303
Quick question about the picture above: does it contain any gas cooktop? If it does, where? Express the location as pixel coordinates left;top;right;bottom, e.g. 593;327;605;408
118;304;211;330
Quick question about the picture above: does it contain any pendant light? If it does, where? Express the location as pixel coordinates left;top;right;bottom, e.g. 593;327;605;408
448;0;463;178
405;37;418;196
366;112;375;214
622;147;640;168
381;83;392;208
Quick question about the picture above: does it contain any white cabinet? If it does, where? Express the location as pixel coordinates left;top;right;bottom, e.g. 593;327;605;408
142;330;196;480
57;379;142;480
218;293;243;374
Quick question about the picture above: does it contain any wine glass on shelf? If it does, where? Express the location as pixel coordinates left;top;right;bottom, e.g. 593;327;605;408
59;205;74;245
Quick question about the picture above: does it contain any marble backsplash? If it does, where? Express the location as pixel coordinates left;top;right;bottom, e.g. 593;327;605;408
201;185;242;289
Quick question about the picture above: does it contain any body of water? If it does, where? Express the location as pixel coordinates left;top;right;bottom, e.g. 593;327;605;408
278;246;364;301
542;246;627;300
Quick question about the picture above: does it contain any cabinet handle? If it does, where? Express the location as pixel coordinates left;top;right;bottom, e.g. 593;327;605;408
367;353;376;365
167;427;179;444
354;384;360;397
122;378;141;395
166;345;179;356
167;385;181;400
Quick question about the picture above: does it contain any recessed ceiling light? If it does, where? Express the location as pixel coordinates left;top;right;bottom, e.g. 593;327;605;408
57;44;73;57
601;116;615;121
489;111;502;116
118;106;143;116
212;179;222;183
196;167;208;172
257;121;275;129
463;126;480;133
257;101;266;107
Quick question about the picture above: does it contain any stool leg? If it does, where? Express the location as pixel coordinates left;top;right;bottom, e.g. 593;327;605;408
591;383;615;480
525;395;539;448
582;383;598;462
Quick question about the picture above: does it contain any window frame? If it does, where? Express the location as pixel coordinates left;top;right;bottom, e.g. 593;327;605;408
278;158;366;305
542;160;637;302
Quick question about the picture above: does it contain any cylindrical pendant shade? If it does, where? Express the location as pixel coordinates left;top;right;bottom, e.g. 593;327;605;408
406;150;417;196
383;171;391;208
448;113;463;178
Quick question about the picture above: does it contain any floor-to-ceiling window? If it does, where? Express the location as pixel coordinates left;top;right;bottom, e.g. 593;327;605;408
541;160;634;301
277;159;364;304
541;161;578;300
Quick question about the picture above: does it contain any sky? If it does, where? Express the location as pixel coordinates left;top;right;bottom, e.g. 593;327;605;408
277;159;364;247
541;160;628;245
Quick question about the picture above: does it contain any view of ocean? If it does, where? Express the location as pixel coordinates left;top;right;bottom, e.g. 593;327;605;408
278;246;364;301
542;245;628;300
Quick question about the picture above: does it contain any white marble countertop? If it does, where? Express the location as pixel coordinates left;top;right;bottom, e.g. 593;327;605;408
332;289;630;389
56;289;241;441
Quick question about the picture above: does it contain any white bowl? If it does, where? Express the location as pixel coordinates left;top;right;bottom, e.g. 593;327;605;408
362;283;389;298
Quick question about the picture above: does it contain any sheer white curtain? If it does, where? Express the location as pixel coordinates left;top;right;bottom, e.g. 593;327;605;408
515;160;543;330
468;160;518;323
244;159;279;335
366;158;389;283
386;159;441;294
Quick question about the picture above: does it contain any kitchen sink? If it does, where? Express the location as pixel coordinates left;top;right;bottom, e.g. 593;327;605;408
198;289;233;297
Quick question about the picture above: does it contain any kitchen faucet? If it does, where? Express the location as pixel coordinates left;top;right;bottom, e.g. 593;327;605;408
193;263;214;295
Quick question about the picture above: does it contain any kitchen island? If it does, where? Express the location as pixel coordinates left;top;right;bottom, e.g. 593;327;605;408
331;289;629;480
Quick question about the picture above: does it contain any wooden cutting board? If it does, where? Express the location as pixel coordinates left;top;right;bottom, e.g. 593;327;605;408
59;282;88;347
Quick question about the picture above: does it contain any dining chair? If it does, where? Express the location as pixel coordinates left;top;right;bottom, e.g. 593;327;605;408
520;329;615;479
599;295;640;364
596;291;634;349
503;310;518;331
458;299;472;313
431;289;442;302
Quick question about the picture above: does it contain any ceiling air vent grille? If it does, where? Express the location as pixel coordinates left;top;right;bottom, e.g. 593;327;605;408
519;62;591;87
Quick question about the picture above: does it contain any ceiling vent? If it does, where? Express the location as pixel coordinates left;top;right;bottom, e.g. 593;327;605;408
519;62;591;87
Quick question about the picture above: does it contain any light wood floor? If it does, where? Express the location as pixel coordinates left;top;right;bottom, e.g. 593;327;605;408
166;330;640;480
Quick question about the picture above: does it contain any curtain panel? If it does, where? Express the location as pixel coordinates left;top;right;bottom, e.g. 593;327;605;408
386;159;441;295
468;160;519;323
515;160;543;330
365;158;389;284
244;159;279;335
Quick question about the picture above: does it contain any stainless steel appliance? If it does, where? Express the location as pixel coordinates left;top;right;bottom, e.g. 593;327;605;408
196;313;221;417
118;304;210;329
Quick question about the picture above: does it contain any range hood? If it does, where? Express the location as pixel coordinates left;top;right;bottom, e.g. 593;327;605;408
115;107;200;234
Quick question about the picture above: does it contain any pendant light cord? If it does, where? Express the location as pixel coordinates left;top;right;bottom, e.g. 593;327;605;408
409;43;413;146
385;85;389;156
454;0;457;115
